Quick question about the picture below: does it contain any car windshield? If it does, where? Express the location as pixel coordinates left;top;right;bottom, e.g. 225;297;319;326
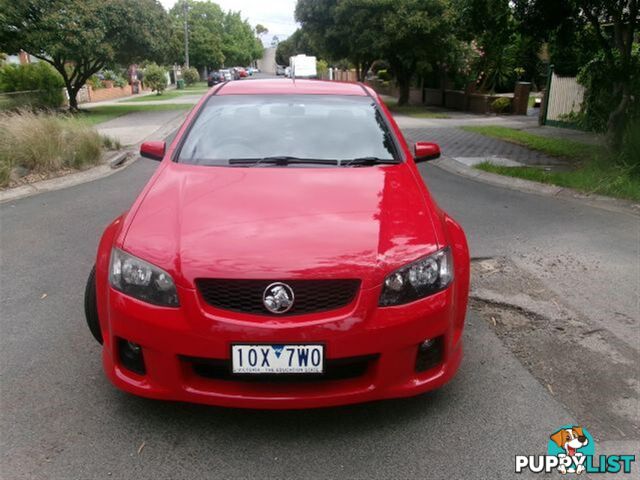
177;95;399;166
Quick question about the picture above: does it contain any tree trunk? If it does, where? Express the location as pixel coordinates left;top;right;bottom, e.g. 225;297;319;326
359;61;371;82
606;83;630;151
397;76;410;106
66;84;79;111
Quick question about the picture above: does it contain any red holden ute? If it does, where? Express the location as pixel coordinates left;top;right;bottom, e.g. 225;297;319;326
85;79;469;409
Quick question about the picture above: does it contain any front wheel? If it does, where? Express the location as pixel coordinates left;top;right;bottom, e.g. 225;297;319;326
84;265;103;344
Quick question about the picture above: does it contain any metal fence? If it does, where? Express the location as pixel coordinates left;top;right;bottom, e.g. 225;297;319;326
0;90;41;110
542;67;585;127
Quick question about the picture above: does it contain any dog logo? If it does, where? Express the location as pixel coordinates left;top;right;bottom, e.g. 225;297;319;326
516;424;635;475
263;282;294;314
549;426;590;474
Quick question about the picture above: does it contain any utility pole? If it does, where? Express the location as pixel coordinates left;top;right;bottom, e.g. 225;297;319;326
183;0;189;68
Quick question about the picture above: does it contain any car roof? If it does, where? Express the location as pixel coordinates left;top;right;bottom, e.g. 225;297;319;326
215;79;370;96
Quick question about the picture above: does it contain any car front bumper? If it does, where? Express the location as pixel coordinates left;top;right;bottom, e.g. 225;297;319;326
101;284;464;409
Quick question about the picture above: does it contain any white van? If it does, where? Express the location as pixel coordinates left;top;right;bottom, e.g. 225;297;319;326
289;54;317;78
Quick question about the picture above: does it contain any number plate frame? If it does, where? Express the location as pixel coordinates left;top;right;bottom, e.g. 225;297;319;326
230;343;325;375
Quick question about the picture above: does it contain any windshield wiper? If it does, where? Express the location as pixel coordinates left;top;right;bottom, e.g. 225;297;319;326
228;156;339;166
340;157;401;167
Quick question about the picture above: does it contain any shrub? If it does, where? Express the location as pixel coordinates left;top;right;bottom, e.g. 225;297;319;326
491;97;512;114
103;69;128;88
87;74;104;90
577;47;640;133
0;109;103;187
101;135;121;150
113;76;128;88
0;62;64;109
316;59;328;78
183;67;200;85
144;63;167;94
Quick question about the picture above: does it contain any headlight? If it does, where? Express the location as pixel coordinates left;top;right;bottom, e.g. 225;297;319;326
379;247;453;306
109;248;179;307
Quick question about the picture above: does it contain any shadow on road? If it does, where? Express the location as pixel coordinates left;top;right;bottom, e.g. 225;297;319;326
108;383;452;436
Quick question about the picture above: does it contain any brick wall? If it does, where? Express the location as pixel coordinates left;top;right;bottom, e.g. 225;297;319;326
72;85;152;104
86;86;132;103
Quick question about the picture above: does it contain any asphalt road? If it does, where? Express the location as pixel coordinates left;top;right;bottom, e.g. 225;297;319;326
1;129;637;478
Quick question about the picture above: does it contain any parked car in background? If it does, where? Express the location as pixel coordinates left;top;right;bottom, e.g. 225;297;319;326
237;67;248;78
275;65;285;76
219;69;232;81
207;71;223;87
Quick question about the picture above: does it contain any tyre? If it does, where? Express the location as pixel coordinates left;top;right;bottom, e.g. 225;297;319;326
84;265;103;344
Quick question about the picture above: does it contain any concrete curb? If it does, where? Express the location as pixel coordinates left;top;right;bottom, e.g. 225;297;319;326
0;110;189;205
433;156;640;217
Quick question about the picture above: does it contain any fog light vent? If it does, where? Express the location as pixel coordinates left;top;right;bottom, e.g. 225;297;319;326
118;338;146;375
415;336;444;372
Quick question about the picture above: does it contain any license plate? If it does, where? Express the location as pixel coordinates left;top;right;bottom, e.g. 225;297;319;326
231;344;324;374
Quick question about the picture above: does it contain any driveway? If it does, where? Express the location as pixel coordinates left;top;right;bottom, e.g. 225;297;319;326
1;111;637;479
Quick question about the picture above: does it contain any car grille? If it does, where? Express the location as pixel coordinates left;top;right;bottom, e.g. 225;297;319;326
195;279;361;316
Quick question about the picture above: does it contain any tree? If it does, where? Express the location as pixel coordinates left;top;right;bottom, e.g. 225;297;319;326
222;11;264;66
454;0;518;92
169;0;225;73
295;0;378;81
579;0;639;150
0;0;171;110
255;24;269;37
275;29;317;65
297;0;456;104
514;0;639;149
296;0;456;104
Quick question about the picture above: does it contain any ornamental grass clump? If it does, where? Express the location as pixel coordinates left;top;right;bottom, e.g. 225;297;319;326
0;109;103;187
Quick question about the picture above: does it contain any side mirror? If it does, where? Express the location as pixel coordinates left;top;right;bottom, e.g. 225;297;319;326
414;142;441;163
140;141;165;161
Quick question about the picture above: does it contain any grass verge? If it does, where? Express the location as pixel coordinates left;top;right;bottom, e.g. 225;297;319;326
183;82;209;91
76;103;193;125
0;110;107;187
384;99;450;119
476;161;640;201
466;126;639;201
122;89;206;102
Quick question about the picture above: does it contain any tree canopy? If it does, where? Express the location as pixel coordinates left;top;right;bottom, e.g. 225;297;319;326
169;3;263;71
294;0;639;148
0;0;171;109
169;0;225;71
222;11;263;67
275;29;317;65
296;0;456;103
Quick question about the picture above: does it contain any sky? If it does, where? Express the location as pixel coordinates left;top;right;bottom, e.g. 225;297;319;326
159;0;299;45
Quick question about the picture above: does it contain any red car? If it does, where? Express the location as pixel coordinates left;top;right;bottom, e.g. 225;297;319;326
85;79;470;409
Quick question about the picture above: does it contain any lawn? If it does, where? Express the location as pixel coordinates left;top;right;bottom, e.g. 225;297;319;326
122;86;208;102
384;99;450;119
76;103;194;125
183;81;209;92
122;90;186;102
465;126;639;201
